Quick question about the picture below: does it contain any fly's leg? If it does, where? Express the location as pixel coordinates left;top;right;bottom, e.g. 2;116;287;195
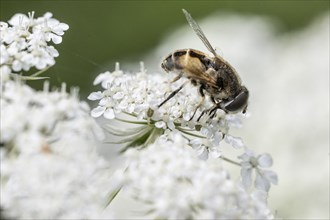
209;104;220;118
168;72;183;83
158;81;189;107
210;96;216;104
197;110;206;122
189;85;205;121
197;102;222;121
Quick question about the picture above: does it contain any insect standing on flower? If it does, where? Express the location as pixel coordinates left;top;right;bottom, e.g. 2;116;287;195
158;9;249;121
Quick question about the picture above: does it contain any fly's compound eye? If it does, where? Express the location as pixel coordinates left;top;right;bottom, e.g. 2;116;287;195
222;89;249;113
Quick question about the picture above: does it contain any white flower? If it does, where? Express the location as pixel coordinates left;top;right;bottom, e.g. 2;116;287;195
32;12;69;44
88;91;116;119
89;62;246;157
190;137;222;159
0;80;104;154
0;65;11;83
0;11;68;74
114;134;274;219
0;80;113;219
0;142;113;219
239;150;278;192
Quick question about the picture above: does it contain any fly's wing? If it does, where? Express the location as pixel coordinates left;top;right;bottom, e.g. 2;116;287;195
184;58;218;88
182;9;242;90
182;9;217;57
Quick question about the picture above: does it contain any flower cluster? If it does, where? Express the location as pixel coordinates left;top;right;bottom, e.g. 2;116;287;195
113;133;274;219
0;12;69;81
0;11;117;220
89;62;245;158
0;143;113;219
1;10;280;220
1;80;104;154
0;80;114;219
89;63;278;193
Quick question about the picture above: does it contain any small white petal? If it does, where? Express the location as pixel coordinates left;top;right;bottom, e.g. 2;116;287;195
51;34;62;44
238;150;255;162
198;148;209;160
46;46;59;57
99;97;112;106
251;190;268;204
209;146;221;158
8;13;29;26
155;121;166;129
241;167;252;189
257;153;273;168
87;91;103;100
255;173;271;192
225;135;244;149
264;170;278;185
182;112;191;121
43;12;53;18
167;121;175;130
59;23;69;31
113;92;124;100
93;71;111;85
104;108;115;119
91;106;106;117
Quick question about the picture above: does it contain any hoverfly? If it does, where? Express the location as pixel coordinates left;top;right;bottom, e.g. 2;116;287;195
158;9;249;121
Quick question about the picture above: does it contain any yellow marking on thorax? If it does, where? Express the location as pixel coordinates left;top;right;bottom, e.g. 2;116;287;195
185;49;190;64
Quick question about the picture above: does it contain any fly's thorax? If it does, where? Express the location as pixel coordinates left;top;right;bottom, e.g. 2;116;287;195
204;84;229;100
213;59;243;95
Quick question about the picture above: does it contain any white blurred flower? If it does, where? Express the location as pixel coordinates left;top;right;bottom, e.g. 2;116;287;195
0;142;114;219
239;150;278;192
114;134;274;219
0;80;104;154
0;80;115;219
0;11;68;74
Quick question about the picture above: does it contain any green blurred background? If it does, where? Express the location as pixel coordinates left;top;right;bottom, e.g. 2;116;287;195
1;0;329;97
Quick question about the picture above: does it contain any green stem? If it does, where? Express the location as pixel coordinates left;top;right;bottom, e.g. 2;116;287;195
105;186;122;207
10;73;49;81
220;155;241;167
122;111;138;118
30;66;51;77
103;124;149;136
115;117;149;125
143;127;163;147
177;127;206;139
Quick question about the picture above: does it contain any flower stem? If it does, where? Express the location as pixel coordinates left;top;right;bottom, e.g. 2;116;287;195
220;155;241;167
176;127;206;139
105;186;122;207
115;117;148;125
